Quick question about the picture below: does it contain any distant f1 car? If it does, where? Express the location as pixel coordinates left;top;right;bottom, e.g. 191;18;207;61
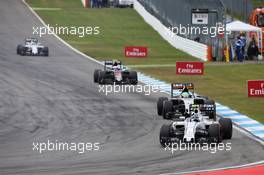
94;60;138;85
160;104;232;147
157;83;216;120
17;38;49;56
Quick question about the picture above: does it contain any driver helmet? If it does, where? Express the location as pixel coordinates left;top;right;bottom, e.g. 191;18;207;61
192;109;199;122
113;60;118;66
181;92;190;98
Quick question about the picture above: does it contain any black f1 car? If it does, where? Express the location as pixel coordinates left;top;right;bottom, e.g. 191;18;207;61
94;60;138;85
17;38;49;56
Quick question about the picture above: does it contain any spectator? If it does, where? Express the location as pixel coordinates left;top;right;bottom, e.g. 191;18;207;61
92;0;98;8
235;36;243;62
102;0;108;7
109;0;114;7
98;0;103;8
247;36;259;60
240;32;247;59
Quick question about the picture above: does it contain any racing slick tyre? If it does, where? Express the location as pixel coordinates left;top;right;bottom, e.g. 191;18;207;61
20;46;26;56
17;44;22;54
94;69;101;83
128;71;138;85
43;47;49;56
157;97;168;116
160;124;171;147
209;124;222;143
162;100;173;120
219;118;232;139
98;71;106;85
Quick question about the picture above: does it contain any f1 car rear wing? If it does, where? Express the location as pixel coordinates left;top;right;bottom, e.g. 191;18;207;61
189;104;215;116
171;83;194;90
25;38;38;44
171;83;194;98
104;60;122;71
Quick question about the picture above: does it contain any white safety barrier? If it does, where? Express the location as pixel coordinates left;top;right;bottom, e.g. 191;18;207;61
134;0;209;61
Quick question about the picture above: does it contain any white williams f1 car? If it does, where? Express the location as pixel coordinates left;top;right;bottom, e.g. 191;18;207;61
17;38;49;56
160;104;233;147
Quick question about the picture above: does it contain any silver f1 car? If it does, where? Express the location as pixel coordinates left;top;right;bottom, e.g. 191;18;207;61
17;38;49;56
94;60;138;85
157;83;216;120
160;104;232;147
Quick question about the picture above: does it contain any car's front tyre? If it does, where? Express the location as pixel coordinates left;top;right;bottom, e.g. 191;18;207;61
94;69;101;83
219;118;232;139
160;124;171;147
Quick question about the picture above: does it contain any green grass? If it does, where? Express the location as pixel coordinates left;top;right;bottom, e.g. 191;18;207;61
26;0;195;66
26;0;264;123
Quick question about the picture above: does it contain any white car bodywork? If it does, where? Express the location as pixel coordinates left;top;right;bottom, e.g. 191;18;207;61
24;41;44;55
172;112;217;142
25;42;44;55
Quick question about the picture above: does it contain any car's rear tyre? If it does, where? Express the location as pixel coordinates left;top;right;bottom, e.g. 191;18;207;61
17;44;22;54
219;118;232;139
160;124;171;147
20;46;26;56
43;47;49;56
98;71;106;85
209;124;222;143
157;97;168;116
162;100;173;119
94;69;101;83
129;71;138;85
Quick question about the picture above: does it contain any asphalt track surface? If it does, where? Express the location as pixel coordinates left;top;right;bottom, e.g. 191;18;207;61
0;0;263;175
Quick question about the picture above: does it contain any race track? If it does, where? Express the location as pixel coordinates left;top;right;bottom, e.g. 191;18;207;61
0;0;263;175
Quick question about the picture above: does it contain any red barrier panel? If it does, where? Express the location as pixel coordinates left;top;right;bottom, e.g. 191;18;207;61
248;80;264;97
176;62;204;75
125;46;148;58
